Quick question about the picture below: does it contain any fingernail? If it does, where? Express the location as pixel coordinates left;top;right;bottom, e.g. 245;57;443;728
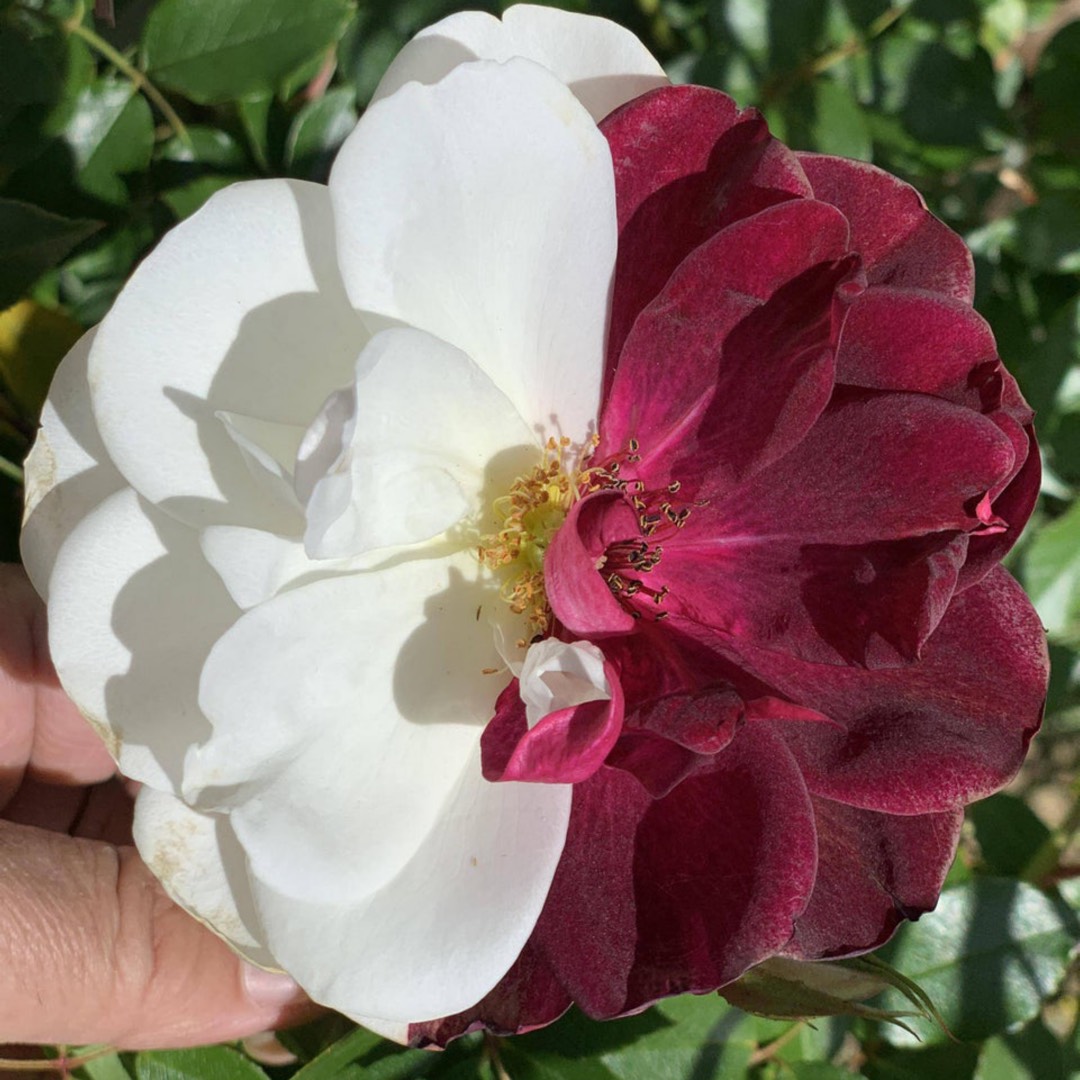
242;963;303;1008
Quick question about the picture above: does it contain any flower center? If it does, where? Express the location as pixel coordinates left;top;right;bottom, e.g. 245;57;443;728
477;436;580;638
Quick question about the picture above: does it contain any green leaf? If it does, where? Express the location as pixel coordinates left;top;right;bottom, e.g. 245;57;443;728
878;878;1080;1045
864;1041;980;1080
968;793;1053;878
142;0;355;105
517;995;756;1080
1024;497;1080;645
161;173;245;221
134;1046;269;1080
74;1049;135;1080
285;86;357;181
810;78;872;160
290;1025;383;1080
975;1019;1068;1080
1014;193;1080;275
56;215;154;324
64;79;154;204
0;198;99;310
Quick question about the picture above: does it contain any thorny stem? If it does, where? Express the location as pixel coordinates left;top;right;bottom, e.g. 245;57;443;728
761;1;911;104
57;1;190;145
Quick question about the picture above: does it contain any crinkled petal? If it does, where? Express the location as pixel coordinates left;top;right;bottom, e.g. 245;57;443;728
21;328;126;598
532;725;817;1017
599;200;857;496
331;58;616;442
47;488;237;791
372;4;667;123
89;179;366;530
750;567;1047;814
133;786;277;969
602;86;812;370
189;559;571;1022
482;646;624;785
798;153;974;302
296;328;537;558
783;798;962;961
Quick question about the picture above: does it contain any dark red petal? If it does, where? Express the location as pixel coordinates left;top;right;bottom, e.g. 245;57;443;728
798;153;974;302
747;567;1047;814
481;664;625;785
406;940;570;1046
712;391;1016;544
603;86;812;374
545;491;638;639
534;725;818;1017
961;425;1040;586
782;798;962;961
599;200;857;498
835;286;998;406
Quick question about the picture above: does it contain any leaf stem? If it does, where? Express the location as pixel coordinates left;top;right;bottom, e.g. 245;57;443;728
0;1045;115;1072
0;454;23;484
60;3;190;146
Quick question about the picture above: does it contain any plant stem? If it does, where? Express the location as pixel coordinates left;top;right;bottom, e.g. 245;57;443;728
0;455;23;484
60;3;190;145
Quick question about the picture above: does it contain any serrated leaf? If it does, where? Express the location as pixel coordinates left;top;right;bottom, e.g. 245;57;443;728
134;1046;269;1080
0;198;99;309
878;878;1080;1045
142;0;355;105
1024;498;1080;645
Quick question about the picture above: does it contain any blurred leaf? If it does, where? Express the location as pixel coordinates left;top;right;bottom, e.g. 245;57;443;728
787;1065;857;1080
157;125;247;169
968;793;1053;878
878;878;1080;1045
74;1049;136;1080
1024;497;1080;645
0;197;99;309
161;173;243;220
863;1041;980;1080
1031;21;1080;160
286;86;357;180
517;995;756;1079
290;1026;383;1080
809;77;872;159
56;215;154;324
142;0;355;105
64;78;154;204
236;92;274;171
1014;193;1080;275
975;1018;1067;1080
0;298;81;416
134;1046;269;1080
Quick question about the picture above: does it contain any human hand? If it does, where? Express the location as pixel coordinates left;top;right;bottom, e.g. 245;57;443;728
0;564;314;1049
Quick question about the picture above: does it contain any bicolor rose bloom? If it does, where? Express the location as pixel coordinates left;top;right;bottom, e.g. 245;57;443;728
21;5;1047;1044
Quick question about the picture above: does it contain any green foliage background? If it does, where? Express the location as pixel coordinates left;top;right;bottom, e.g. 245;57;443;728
2;0;1080;1076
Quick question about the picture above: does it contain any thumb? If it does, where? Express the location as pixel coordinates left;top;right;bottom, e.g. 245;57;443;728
0;821;315;1049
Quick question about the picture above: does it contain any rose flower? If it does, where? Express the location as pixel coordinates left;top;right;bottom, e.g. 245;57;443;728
21;5;1046;1044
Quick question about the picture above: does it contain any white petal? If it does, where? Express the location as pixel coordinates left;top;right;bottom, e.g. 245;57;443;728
133;786;278;969
47;488;238;790
297;328;537;558
217;412;305;518
330;58;616;444
200;525;368;610
372;4;667;122
21;329;126;599
89;179;367;530
187;555;570;1021
519;638;611;728
256;763;569;1024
